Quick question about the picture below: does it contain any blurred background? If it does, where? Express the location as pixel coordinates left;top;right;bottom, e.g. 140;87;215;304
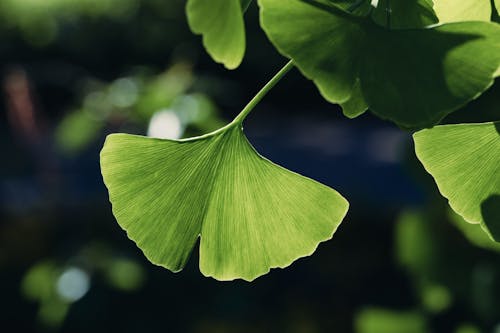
1;1;500;332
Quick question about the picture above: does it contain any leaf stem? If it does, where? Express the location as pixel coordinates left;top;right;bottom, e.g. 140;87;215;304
180;60;294;142
232;60;294;125
241;0;253;12
386;0;392;29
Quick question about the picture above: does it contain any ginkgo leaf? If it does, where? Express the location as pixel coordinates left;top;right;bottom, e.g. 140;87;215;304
100;124;349;281
186;0;246;69
258;0;500;128
433;0;492;23
340;79;368;118
414;122;500;241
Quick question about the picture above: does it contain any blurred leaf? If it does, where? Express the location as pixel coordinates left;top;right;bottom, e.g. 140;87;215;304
105;258;145;291
55;110;103;154
135;63;193;120
421;284;452;313
21;261;59;302
100;124;348;281
0;0;139;46
455;324;481;333
21;261;70;328
355;308;428;333
395;211;437;275
433;0;492;23
186;0;246;69
414;122;500;241
38;301;69;328
258;0;500;128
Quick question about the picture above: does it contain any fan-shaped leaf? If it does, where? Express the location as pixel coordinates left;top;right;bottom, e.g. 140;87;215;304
258;0;500;128
100;125;349;281
186;0;246;69
414;122;500;241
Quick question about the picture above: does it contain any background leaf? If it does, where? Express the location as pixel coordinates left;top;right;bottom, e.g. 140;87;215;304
414;122;500;241
186;0;246;69
355;308;428;333
100;126;349;281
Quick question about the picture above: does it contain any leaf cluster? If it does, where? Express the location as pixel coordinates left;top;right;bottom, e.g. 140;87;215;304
99;0;500;281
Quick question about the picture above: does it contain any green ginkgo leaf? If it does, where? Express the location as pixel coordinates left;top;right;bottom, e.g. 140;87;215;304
414;122;500;241
258;0;500;128
186;0;247;69
100;124;349;281
433;0;492;23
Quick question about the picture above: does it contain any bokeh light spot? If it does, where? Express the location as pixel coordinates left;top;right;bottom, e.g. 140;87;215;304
147;110;184;139
56;267;90;302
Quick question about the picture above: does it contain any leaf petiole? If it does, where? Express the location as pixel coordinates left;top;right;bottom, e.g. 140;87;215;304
232;60;295;125
180;60;294;142
241;0;253;12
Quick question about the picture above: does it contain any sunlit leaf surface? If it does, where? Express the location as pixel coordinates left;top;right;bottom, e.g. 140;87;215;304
433;0;491;23
414;122;500;241
258;0;500;128
186;0;246;69
100;125;348;281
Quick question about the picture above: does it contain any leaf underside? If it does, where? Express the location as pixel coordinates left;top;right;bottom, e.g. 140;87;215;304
186;0;246;69
371;0;438;29
258;0;500;128
414;122;500;242
100;126;349;281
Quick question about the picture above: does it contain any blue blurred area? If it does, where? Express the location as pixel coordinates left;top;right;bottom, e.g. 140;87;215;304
246;113;425;210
